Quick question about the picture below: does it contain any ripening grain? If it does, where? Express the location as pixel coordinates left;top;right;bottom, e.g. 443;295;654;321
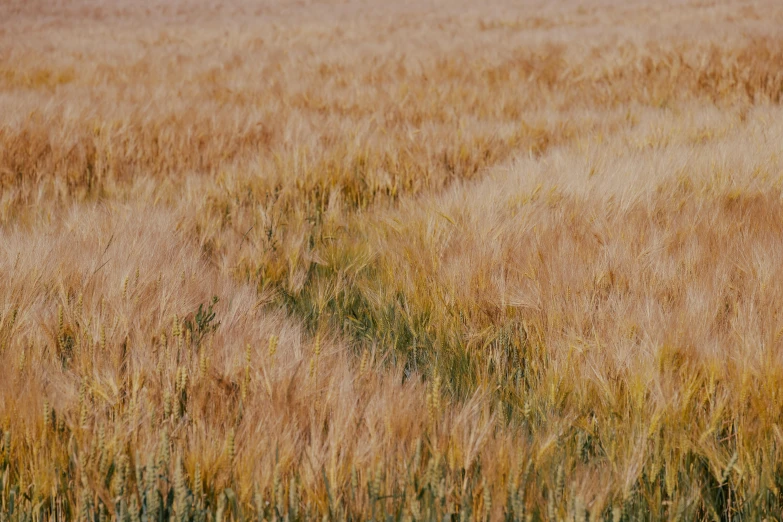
2;0;783;520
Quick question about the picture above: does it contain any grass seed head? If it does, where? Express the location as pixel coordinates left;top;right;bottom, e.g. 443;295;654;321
227;428;236;463
43;400;51;432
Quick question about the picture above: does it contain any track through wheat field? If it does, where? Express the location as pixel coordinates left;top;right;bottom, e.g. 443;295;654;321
2;0;783;520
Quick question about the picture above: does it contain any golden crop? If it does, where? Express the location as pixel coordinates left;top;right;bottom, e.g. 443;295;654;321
2;0;783;520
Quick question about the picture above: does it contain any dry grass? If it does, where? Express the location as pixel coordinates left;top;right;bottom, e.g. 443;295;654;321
2;0;783;520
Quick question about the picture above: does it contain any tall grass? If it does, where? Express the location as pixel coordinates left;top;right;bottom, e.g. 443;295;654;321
2;0;783;520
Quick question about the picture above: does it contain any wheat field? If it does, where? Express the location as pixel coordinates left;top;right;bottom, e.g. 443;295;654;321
2;0;783;520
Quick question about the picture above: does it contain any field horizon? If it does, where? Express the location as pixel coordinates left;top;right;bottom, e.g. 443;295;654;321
2;0;783;520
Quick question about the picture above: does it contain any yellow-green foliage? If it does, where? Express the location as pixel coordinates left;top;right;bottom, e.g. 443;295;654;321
2;0;783;520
